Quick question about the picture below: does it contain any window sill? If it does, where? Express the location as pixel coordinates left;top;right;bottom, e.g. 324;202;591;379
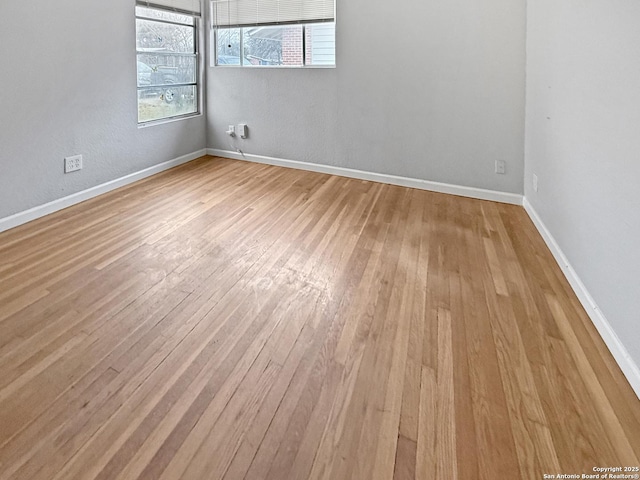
211;64;335;69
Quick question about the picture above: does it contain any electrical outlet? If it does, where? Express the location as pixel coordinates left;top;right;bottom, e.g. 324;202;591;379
65;155;83;173
533;173;538;192
495;160;506;175
226;125;235;136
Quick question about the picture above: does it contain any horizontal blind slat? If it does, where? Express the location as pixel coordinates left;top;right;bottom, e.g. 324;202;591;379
212;0;334;27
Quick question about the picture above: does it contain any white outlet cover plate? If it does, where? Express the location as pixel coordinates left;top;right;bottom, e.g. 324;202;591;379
65;155;83;173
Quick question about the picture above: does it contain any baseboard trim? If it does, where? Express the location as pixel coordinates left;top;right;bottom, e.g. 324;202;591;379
2;146;636;397
523;197;640;399
0;149;207;234
207;149;523;206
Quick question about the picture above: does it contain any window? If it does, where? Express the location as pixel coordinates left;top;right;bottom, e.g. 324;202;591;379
136;2;201;124
211;0;335;67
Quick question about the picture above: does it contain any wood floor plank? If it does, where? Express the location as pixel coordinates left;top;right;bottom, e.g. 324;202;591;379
416;365;437;479
460;203;521;479
0;155;637;480
436;308;458;480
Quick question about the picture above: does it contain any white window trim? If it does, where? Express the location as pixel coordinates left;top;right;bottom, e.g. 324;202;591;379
136;5;202;125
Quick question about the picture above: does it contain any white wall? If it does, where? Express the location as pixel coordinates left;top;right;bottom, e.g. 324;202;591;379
0;0;206;219
525;0;640;365
207;0;527;194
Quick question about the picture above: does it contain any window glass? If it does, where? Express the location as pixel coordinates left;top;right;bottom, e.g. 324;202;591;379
244;25;303;66
136;19;195;53
136;6;199;124
214;22;335;67
137;86;197;123
305;23;336;66
137;54;197;85
216;28;242;64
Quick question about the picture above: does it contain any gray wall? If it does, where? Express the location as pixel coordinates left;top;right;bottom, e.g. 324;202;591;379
207;0;527;194
0;0;206;219
525;0;640;363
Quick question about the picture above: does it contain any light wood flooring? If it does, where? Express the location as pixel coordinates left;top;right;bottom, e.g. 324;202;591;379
0;156;638;479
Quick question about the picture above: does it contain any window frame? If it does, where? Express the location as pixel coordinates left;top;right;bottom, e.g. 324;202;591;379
212;22;335;68
210;0;335;68
136;5;202;126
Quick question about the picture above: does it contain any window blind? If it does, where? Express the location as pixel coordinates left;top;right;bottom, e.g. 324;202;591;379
212;0;335;28
137;0;202;16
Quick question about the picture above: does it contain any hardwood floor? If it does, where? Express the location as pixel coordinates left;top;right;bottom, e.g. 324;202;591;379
0;156;638;479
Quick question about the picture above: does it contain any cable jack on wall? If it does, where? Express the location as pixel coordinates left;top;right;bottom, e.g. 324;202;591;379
226;123;248;156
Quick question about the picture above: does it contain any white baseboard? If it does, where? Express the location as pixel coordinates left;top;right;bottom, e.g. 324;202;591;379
207;149;523;206
2;145;636;398
0;149;207;234
523;198;640;399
